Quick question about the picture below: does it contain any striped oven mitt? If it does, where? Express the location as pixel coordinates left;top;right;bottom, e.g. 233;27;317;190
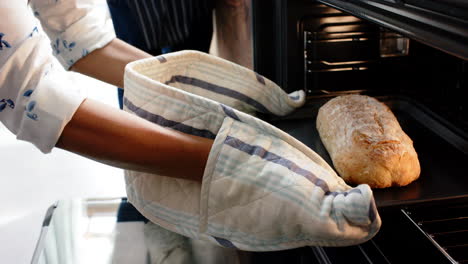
123;50;381;251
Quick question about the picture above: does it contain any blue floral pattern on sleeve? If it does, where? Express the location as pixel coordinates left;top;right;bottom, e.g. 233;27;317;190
0;99;15;112
25;100;38;121
23;89;34;97
52;38;77;55
53;38;61;55
26;101;36;112
22;90;38;121
62;40;76;51
29;26;39;38
26;112;38;121
0;33;12;50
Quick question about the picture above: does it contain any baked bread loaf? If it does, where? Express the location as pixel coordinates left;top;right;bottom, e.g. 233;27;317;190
316;95;420;188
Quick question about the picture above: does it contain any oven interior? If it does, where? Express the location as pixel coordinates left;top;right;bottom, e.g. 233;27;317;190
250;0;468;263
252;0;467;133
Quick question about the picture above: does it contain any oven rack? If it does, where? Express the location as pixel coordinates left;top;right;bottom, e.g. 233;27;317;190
316;0;468;60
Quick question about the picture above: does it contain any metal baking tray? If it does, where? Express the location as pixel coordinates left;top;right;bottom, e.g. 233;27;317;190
266;94;468;207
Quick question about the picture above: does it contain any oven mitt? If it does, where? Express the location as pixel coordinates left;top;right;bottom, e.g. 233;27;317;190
123;50;381;251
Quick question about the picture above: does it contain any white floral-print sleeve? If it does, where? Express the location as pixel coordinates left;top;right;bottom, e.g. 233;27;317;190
30;0;116;69
0;0;114;153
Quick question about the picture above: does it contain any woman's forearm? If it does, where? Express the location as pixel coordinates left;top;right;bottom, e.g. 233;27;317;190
64;38;213;181
56;99;213;182
71;38;152;88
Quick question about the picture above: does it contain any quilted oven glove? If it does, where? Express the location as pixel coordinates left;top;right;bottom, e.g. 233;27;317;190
123;50;381;251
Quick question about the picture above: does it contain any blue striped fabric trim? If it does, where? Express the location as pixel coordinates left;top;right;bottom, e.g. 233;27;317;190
220;104;240;121
223;135;365;199
144;197;370;248
165;75;273;114
224;136;361;200
222;134;363;197
213;152;355;216
124;97;216;139
214;237;238;248
224;135;331;193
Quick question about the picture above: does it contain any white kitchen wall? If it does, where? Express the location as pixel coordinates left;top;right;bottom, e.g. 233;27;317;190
0;73;126;264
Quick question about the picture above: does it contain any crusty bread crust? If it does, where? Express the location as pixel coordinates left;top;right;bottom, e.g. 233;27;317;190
316;95;420;188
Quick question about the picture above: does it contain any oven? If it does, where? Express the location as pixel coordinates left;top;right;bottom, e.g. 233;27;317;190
247;0;468;263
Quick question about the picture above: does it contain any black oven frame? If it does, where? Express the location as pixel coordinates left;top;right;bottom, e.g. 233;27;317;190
250;1;468;262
